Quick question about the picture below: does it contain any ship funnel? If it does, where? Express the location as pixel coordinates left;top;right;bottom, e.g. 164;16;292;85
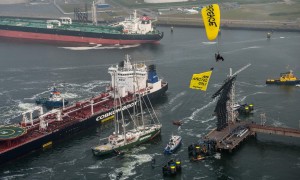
148;64;158;83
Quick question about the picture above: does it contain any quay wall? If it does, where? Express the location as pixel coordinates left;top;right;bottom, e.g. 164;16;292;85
156;17;300;32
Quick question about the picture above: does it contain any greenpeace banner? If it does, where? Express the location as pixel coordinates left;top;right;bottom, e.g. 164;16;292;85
189;71;212;91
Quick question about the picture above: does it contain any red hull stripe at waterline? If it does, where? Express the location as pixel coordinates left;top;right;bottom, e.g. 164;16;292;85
0;30;160;45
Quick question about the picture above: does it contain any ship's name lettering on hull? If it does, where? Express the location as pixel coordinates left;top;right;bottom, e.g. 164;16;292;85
96;101;138;121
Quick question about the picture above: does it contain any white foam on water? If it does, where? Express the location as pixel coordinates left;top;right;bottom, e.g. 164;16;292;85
168;91;185;105
205;124;213;131
214;153;221;159
193;176;210;179
25;90;49;100
60;44;140;51
242;46;261;50
226;38;267;45
129;146;147;154
86;161;104;170
224;45;262;54
1;167;53;179
112;154;152;179
212;83;222;88
201;116;216;123
57;159;77;166
187;98;216;120
271;120;285;127
237;81;267;88
61;92;78;99
59;44;103;50
280;37;285;39
238;91;267;102
202;41;217;45
18;102;37;111
1;100;42;124
1;174;26;179
185;130;202;138
170;102;182;112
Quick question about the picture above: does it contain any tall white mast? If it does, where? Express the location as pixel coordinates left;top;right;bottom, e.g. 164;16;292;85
91;1;97;25
228;64;251;124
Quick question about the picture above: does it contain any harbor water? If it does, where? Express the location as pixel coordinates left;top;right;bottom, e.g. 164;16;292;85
0;27;300;179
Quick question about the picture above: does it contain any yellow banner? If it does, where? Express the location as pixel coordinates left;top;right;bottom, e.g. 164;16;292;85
189;71;212;91
201;4;220;41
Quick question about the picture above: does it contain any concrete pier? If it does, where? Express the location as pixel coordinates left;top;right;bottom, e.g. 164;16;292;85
205;121;300;152
205;121;256;152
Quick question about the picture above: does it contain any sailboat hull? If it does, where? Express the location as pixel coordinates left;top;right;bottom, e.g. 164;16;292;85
92;128;161;156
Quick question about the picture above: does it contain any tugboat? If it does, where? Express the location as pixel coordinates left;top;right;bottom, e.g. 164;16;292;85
164;135;182;154
266;70;300;85
188;140;216;161
233;103;254;115
35;86;68;109
162;159;182;176
188;143;206;161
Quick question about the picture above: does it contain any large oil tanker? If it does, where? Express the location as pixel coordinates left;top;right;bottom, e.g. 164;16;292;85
0;55;168;164
0;9;163;45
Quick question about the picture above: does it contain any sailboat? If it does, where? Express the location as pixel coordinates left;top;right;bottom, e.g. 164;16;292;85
91;55;162;156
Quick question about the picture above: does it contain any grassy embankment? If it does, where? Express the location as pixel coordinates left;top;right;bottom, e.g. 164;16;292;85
58;0;300;30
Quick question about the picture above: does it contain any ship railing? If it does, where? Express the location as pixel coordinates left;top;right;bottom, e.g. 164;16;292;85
61;97;111;117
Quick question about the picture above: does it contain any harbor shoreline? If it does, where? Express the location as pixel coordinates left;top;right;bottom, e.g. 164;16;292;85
156;18;300;32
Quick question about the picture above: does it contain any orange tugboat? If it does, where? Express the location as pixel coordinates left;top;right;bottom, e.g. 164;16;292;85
266;70;300;85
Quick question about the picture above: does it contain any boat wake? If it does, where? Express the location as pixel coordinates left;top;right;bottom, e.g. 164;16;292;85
185;128;204;138
168;91;186;105
202;41;217;45
0;166;53;179
0;100;37;125
201;116;216;124
187;98;217;120
24;90;49;100
237;81;267;88
60;44;140;50
170;102;183;112
224;46;262;54
111;154;152;180
238;91;268;102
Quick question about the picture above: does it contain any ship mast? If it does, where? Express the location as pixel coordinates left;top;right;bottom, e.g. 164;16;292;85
91;1;97;25
228;64;251;124
132;55;145;130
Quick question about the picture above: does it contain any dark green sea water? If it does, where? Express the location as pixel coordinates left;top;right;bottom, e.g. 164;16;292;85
0;27;300;179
